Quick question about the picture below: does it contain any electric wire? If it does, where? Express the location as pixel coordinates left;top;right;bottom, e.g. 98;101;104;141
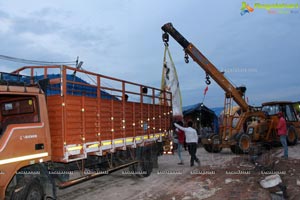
80;66;119;98
0;54;76;65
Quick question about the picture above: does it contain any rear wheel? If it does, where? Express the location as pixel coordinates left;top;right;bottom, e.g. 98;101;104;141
11;177;44;200
211;134;222;153
203;144;212;153
203;134;222;153
238;134;251;153
287;126;298;145
130;148;153;178
230;133;251;154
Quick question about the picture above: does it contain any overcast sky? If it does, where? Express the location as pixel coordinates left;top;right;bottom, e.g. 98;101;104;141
0;0;299;108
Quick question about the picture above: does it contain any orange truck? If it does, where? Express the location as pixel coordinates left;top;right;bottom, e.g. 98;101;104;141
0;65;172;199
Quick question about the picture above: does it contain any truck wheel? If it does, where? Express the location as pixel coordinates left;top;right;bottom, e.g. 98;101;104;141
211;134;222;153
287;126;298;145
130;160;152;178
142;149;154;177
203;144;213;153
130;149;153;178
238;134;251;153
203;134;222;153
231;134;251;154
11;177;44;200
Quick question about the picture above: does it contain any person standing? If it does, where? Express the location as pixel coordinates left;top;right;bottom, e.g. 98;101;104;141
276;112;288;159
174;121;200;167
175;121;185;165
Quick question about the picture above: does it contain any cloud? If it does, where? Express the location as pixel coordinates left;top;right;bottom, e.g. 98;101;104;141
0;5;120;68
12;17;62;35
0;9;9;18
0;0;299;108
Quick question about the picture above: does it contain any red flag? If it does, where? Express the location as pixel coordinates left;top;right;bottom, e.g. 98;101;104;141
204;85;208;95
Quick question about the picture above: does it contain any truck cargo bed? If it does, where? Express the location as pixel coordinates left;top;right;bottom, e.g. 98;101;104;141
12;65;172;162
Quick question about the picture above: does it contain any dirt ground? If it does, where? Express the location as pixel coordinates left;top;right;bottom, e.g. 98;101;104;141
57;142;300;200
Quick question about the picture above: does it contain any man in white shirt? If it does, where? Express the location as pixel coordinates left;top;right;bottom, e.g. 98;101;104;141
174;121;200;167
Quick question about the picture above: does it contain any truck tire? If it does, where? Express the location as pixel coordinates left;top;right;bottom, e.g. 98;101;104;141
11;177;44;200
211;134;222;153
230;134;251;154
130;148;153;178
203;144;213;153
203;134;222;153
141;149;154;177
287;126;298;145
238;134;251;153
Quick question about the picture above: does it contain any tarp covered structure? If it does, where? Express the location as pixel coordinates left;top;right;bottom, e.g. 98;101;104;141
182;103;220;136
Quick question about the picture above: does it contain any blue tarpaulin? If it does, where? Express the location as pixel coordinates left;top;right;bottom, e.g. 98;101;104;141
0;72;117;100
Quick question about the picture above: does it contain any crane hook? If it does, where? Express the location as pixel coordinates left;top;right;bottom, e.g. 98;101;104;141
184;53;189;63
162;32;169;46
205;73;211;85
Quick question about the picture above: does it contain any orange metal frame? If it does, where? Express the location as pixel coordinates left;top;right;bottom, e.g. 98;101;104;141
13;65;173;162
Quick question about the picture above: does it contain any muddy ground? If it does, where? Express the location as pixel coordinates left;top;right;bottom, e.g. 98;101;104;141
57;142;300;200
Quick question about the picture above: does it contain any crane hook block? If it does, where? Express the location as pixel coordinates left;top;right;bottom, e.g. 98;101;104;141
162;32;169;43
205;79;211;85
184;53;189;63
205;73;211;85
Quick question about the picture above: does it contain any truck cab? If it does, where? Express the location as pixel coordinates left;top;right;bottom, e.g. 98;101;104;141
0;81;52;199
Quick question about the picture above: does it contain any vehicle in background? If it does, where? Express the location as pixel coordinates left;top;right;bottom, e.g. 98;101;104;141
161;22;299;154
260;101;299;146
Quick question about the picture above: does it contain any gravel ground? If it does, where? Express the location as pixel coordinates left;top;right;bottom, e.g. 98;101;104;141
57;142;300;200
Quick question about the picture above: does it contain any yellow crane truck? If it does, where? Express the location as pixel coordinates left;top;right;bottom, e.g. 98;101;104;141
0;65;172;199
161;22;299;154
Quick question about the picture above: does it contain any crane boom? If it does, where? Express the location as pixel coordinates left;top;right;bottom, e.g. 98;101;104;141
161;23;249;112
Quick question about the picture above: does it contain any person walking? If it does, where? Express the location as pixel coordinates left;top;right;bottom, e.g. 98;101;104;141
174;121;200;167
175;121;185;165
276;112;288;159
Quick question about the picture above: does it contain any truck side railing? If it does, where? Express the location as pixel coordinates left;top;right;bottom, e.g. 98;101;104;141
8;65;172;162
